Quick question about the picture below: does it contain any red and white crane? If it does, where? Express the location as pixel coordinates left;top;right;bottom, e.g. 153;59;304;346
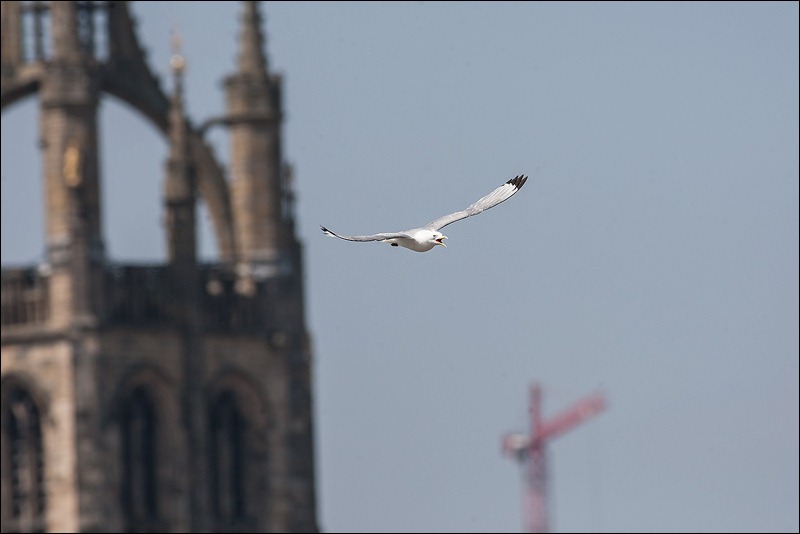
502;383;606;533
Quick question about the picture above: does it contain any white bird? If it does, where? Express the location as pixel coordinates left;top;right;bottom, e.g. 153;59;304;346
321;175;528;252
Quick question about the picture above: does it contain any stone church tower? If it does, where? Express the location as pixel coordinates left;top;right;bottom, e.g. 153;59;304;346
0;2;318;532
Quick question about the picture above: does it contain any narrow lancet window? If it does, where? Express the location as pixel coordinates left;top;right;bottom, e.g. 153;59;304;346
120;386;159;532
209;390;249;528
2;386;46;533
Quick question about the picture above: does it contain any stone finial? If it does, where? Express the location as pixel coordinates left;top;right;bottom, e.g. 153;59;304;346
236;1;269;78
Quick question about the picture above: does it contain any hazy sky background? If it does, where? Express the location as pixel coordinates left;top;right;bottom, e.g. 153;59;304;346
2;2;798;532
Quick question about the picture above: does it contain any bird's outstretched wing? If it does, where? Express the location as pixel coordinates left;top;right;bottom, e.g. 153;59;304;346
424;175;528;231
320;226;410;243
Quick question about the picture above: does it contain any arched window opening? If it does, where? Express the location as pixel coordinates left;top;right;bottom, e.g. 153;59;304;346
120;386;159;532
209;390;250;529
1;386;46;533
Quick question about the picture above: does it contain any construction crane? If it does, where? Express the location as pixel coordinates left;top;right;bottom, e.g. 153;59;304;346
502;383;606;533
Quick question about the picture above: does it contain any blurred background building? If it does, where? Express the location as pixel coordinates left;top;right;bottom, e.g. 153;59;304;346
0;2;318;532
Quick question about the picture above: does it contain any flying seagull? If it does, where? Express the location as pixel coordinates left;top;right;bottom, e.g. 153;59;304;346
320;174;528;252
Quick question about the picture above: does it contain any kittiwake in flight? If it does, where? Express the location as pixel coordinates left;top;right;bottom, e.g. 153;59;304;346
320;174;528;252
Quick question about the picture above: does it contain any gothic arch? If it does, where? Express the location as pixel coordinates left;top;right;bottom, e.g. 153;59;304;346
0;1;237;262
0;374;48;533
206;370;271;532
106;365;185;533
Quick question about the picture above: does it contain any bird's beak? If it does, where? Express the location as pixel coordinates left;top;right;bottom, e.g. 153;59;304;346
436;236;447;247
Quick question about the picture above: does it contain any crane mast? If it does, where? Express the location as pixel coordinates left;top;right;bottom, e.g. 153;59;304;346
502;383;606;533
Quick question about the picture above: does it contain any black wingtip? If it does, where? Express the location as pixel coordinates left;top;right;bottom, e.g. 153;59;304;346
506;175;528;190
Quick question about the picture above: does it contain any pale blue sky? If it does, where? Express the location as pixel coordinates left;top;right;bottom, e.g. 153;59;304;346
2;2;798;532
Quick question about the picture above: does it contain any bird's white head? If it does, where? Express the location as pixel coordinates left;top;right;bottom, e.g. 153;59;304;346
407;228;448;252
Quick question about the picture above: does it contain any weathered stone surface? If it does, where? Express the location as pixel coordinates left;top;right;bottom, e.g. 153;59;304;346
1;3;317;532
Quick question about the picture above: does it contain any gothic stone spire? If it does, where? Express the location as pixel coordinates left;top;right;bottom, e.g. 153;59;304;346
236;1;269;79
